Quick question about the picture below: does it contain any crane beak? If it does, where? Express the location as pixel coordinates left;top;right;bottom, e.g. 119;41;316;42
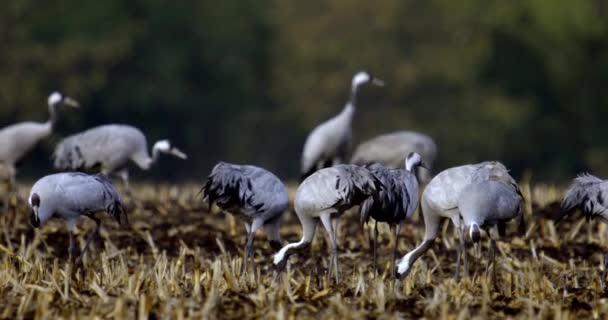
63;97;80;108
30;208;40;228
371;78;385;87
170;148;188;160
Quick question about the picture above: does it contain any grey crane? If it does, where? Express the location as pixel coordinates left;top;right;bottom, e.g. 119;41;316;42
53;124;187;189
274;164;382;283
200;162;289;273
351;131;437;183
457;180;524;282
28;172;126;263
559;174;608;285
300;71;384;180
359;152;426;274
0;92;79;212
395;161;521;281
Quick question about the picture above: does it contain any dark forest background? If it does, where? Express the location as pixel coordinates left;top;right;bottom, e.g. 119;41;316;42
2;0;608;183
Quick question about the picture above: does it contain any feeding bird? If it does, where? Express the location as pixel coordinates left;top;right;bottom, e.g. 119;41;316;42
559;173;608;285
274;164;382;283
53;124;187;189
300;71;384;180
457;179;524;282
28;172;126;263
351;131;437;183
201;162;289;273
360;152;426;274
395;161;521;281
0;92;79;212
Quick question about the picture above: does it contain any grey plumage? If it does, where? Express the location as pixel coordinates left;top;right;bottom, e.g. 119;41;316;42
396;161;519;280
351;131;437;183
458;180;523;281
53;124;187;188
274;164;382;283
0;92;79;212
201;162;288;273
559;173;608;222
300;71;384;180
559;173;608;286
28;172;125;263
359;152;424;274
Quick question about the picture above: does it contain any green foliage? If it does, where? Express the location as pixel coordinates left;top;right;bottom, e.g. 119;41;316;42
1;0;607;181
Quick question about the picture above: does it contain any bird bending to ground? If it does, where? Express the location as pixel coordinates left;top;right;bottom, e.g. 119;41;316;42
28;172;126;263
360;152;426;274
0;92;79;212
274;164;382;283
395;161;521;281
300;71;384;180
350;131;437;183
53;124;187;189
559;174;608;285
457;180;524;283
201;162;289;273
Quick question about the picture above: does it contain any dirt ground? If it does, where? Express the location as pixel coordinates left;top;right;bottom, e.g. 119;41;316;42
1;181;608;319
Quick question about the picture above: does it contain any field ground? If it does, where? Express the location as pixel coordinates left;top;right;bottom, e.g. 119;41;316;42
1;180;608;319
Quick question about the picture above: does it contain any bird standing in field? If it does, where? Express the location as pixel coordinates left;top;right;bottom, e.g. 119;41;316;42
395;161;521;281
457;180;524;282
201;162;289;273
559;174;608;285
0;92;79;212
351;131;437;183
28;172;126;263
53;124;187;190
360;152;426;274
274;164;382;283
300;71;384;180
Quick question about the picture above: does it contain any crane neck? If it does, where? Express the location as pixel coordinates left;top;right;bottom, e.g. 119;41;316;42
348;83;361;106
47;103;58;130
274;213;317;266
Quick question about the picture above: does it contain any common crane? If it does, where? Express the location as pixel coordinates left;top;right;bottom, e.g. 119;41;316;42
351;131;437;183
201;162;289;273
53;124;187;189
457;180;524;282
559;174;608;285
274;164;382;283
360;152;426;274
28;172;126;263
395;161;521;281
0;92;79;212
300;71;384;180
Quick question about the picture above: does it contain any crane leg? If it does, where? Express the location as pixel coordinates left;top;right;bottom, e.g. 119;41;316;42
77;215;101;265
68;230;79;263
486;237;497;288
456;224;468;282
116;170;131;195
321;212;339;284
602;253;608;289
392;222;403;279
243;230;255;275
372;221;378;275
244;219;263;276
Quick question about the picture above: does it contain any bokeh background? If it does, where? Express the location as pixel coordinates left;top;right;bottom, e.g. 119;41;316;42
2;0;607;182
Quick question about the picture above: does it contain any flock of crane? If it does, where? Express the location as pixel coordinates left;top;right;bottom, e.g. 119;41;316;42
1;71;607;287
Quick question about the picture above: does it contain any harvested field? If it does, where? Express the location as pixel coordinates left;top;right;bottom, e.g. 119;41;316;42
1;181;608;319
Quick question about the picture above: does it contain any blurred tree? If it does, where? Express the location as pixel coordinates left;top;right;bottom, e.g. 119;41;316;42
1;0;607;182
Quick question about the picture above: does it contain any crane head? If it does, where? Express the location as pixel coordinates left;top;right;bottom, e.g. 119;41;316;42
470;223;481;243
28;193;41;228
48;91;80;108
352;71;384;88
154;140;188;160
405;152;427;171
